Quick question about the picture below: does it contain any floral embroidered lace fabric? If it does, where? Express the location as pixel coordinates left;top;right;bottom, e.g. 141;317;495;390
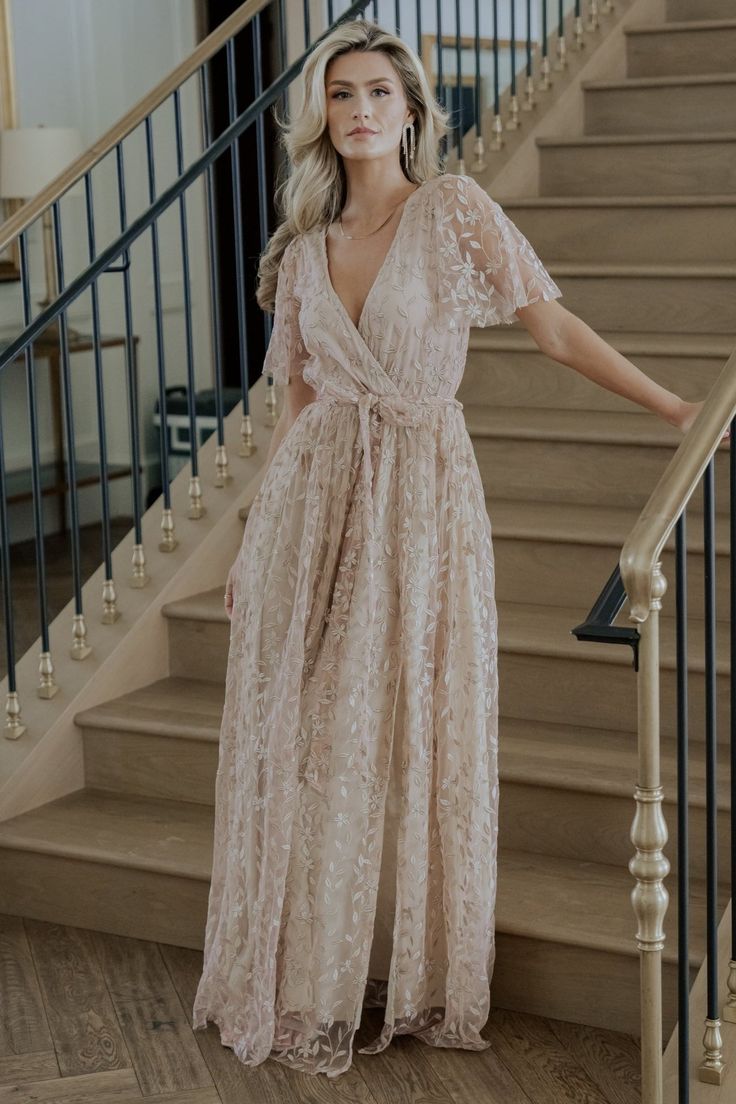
191;173;563;1077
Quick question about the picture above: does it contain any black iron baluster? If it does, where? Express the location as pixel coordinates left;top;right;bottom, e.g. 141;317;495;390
84;171;120;620
416;0;423;66
0;375;25;737
471;0;483;168
18;230;57;699
490;0;502;150
454;0;463;170
199;63;230;486
303;0;311;50
252;16;278;430
226;37;255;460
508;0;519;129
395;0;401;37
51;199;91;658
675;509;690;1104
523;0;535;114
435;0;445;161
540;0;551;91
144;115;180;549
114;143;148;585
172;89;206;517
701;457;722;1078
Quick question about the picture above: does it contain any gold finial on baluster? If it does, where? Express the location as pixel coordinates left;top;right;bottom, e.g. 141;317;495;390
159;508;178;552
489;114;504;152
70;613;92;659
188;475;206;519
586;0;601;32
698;1017;725;1084
37;650;59;698
239;412;256;457
264;380;279;427
214;445;231;487
130;542;149;588
4;691;26;739
521;74;536;112
538;55;552;92
553;34;568;71
574;14;586;50
101;578;119;624
723;958;736;1022
471;135;486;172
506;93;520;131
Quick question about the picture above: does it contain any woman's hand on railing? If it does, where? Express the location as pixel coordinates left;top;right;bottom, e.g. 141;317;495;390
671;399;731;442
224;560;237;621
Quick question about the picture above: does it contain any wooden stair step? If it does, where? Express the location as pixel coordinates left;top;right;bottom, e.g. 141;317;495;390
0;785;721;973
500;716;731;812
74;676;223;742
0;788;213;881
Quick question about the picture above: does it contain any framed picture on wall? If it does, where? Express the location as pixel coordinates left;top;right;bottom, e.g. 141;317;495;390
0;0;20;282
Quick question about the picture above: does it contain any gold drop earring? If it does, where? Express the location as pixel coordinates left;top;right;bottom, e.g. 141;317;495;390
401;120;416;166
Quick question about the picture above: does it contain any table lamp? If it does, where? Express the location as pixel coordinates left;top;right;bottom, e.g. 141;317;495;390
0;124;85;343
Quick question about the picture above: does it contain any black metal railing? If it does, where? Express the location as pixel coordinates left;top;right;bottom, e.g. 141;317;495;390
0;0;595;734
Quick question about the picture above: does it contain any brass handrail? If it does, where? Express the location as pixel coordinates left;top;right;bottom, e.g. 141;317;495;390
0;0;268;255
620;344;736;624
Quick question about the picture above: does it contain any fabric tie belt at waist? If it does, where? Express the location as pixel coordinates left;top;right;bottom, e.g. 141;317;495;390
314;388;464;744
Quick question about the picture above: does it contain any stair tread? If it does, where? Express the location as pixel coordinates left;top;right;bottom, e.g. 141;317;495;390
583;72;736;91
159;585;729;675
536;129;736;146
0;786;717;965
468;327;736;357
625;17;736;33
493;196;736;208
487;498;728;554
463;404;684;444
500;716;730;809
75;676;223;738
535;260;736;276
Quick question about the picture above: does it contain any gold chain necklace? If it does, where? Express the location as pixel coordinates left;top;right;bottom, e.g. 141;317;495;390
338;187;419;240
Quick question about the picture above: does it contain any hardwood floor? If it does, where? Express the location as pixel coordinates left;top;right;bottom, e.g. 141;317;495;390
0;912;641;1104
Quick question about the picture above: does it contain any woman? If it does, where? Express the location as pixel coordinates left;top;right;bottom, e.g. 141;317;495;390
192;17;716;1079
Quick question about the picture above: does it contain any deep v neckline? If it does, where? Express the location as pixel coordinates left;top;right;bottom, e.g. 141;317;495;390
320;180;427;338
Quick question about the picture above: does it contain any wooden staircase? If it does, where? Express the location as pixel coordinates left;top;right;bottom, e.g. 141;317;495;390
0;0;733;1087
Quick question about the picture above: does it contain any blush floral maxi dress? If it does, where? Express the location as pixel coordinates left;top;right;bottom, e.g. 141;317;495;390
191;172;563;1077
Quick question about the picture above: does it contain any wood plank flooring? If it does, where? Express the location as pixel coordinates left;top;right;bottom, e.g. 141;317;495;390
0;913;641;1103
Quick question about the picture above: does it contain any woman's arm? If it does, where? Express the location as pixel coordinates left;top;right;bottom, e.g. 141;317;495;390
515;299;703;432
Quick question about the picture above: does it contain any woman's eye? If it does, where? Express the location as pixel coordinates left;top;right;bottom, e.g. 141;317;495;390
332;88;389;99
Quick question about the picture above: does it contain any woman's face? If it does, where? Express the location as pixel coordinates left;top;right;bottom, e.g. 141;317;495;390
324;49;414;166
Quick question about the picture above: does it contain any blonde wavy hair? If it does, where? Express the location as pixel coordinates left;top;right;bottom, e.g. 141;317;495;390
255;17;451;312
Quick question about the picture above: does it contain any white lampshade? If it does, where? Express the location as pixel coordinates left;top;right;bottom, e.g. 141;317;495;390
0;125;85;201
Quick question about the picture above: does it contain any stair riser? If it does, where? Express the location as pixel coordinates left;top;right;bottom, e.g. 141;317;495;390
461;350;726;412
475;438;730;510
500;783;731;883
628;25;736;78
0;849;207;949
584;82;736;136
501;204;736;264
558;275;736;334
492;931;691;1037
667;0;734;19
500;652;731;742
168;619;229;685
539;139;736;196
82;728;217;805
493;536;729;612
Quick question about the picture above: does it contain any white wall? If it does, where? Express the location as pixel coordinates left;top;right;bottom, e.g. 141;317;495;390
1;0;213;540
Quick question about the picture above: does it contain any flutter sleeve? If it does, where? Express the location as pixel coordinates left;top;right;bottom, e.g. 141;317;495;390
435;173;563;327
262;236;309;386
